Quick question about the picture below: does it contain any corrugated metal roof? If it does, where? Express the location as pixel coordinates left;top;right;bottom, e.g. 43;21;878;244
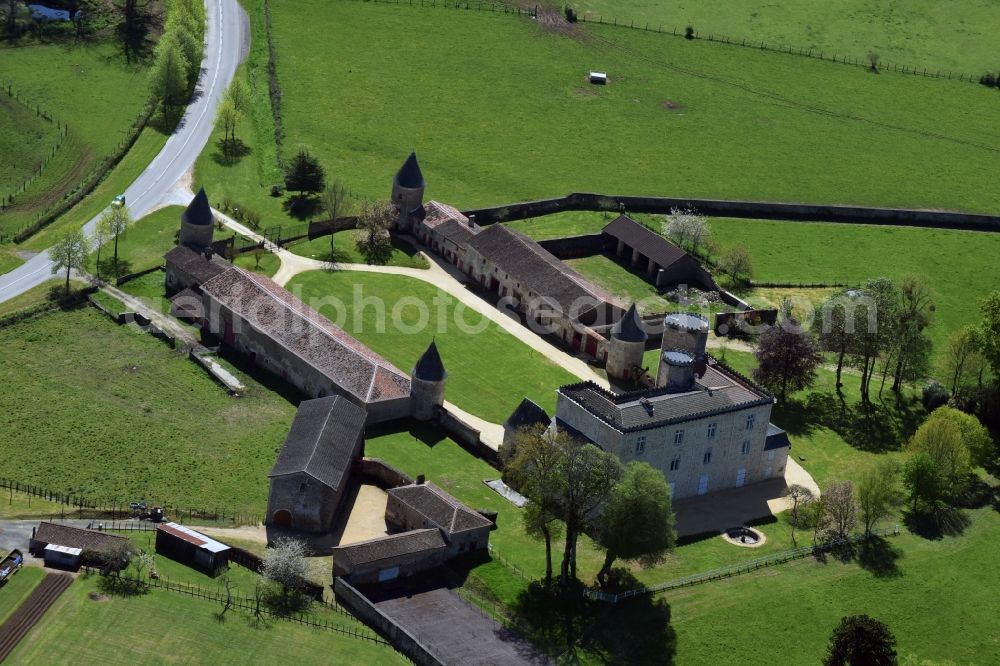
44;544;82;556
158;523;231;553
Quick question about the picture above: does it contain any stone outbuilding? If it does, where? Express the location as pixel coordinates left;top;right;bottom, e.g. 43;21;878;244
602;215;718;291
331;528;448;585
267;396;366;532
29;522;129;567
155;522;231;575
386;481;493;557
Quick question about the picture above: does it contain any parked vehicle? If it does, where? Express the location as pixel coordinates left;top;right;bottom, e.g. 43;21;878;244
0;549;24;585
112;194;126;208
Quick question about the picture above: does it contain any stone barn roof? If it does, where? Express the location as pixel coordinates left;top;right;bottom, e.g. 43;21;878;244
164;245;230;284
412;341;446;382
421;201;477;245
199;267;411;404
395;152;425;189
31;522;128;553
466;224;622;317
182;187;214;226
333;528;446;571
558;359;773;433
269;396;366;490
388;482;493;535
602;215;688;269
503;398;550;433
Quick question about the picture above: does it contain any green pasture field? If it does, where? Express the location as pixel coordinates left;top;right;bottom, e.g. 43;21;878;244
0;90;61;195
9;575;405;665
264;1;1000;214
0;307;296;512
0;41;154;237
286;231;429;269
285;270;577;423
0;246;23;274
568;0;1000;74
0;278;87;318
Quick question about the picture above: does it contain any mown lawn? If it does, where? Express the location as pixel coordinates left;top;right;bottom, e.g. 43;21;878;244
10;575;406;665
88;206;183;278
286;232;429;269
266;1;1000;214
0;40;156;237
286;270;577;423
233;249;282;277
570;0;1000;74
565;254;674;313
0;307;296;513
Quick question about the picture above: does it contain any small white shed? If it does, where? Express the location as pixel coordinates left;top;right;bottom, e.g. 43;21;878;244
589;71;608;85
44;544;82;569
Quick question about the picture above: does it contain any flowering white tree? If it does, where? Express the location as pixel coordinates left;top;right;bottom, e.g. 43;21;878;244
662;207;709;255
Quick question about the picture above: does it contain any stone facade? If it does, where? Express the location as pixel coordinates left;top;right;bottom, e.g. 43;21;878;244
386;482;493;558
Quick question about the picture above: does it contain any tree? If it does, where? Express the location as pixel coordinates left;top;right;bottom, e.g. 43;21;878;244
718;246;753;285
49;229;90;294
823;480;857;540
96;539;137;580
908;414;970;492
824;615;898;666
217;98;239;149
94;215;112;280
973;291;1000;389
355;199;395;265
922;406;994;470
902;453;944;512
226;77;250;115
555;437;622;583
803;496;831;546
101;205;133;270
284;149;326;195
164;17;200;88
816;289;854;390
889;277;934;393
856;461;898;535
322;180;349;259
941;326;985;396
851;277;900;404
784;483;814;544
752;315;822;401
260;537;309;600
662;207;709;256
867;51;881;73
594;462;675;586
149;36;190;122
503;424;566;585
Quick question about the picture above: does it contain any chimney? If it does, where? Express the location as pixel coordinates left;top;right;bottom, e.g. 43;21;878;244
416;474;425;485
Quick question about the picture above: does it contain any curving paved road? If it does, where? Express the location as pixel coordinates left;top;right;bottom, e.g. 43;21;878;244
0;0;248;304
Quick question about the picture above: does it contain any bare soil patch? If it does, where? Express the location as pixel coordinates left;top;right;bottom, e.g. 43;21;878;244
661;100;685;111
88;592;109;602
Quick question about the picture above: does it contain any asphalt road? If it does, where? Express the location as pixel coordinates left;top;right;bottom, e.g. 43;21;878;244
0;0;248;305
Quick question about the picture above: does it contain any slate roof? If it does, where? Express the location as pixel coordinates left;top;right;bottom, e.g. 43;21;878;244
466;224;622;315
200;267;411;403
421;201;477;246
164;245;229;284
388;482;493;535
603;215;689;269
612;303;647;342
503;398;550;432
31;522;128;553
558;358;773;433
395;152;425;189
269;396;365;490
333;529;447;571
765;423;791;451
413;341;446;382
182;187;214;226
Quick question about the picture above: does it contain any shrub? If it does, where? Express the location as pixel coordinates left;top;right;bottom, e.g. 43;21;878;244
922;380;949;412
243;209;262;230
563;5;577;22
979;72;996;87
270;183;283;197
685;25;695;39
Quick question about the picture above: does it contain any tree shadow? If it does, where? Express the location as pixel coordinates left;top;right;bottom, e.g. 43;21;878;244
282;195;321;221
950;475;997;510
511;575;676;664
211;138;252;166
903;506;970;540
96;574;149;597
856;536;903;578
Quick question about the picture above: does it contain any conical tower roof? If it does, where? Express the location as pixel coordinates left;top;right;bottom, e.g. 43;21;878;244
611;303;647;343
182;187;214;226
394;152;425;189
413;340;446;381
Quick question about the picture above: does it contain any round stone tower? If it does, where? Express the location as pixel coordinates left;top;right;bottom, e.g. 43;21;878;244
659;349;696;392
411;340;447;421
656;313;709;387
391;152;426;232
606;303;647;380
178;187;215;252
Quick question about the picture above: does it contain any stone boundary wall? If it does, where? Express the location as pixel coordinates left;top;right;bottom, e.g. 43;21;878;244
462;192;1000;232
356;457;414;489
437;407;500;469
87;295;177;349
334;577;444;666
189;350;243;394
115;264;163;286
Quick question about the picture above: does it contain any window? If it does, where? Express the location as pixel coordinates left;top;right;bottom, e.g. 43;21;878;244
767;450;776;461
669;456;680;471
673;429;684;446
707;422;717;439
703;448;712;465
746;413;756;431
741;440;751;455
635;436;646;455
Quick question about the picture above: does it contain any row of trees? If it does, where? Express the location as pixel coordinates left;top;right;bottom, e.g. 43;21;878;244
501;425;675;588
216;79;250;153
148;0;205;124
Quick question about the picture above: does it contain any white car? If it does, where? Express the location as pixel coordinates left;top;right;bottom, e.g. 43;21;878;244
112;194;126;208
